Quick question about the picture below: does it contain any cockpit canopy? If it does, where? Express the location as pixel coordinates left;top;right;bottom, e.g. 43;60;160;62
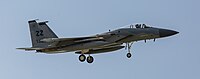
126;23;151;29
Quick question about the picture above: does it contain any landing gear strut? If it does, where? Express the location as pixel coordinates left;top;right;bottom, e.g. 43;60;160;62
125;42;133;58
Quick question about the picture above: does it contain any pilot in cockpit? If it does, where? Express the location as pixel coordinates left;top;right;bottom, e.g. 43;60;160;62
135;24;151;28
135;24;141;28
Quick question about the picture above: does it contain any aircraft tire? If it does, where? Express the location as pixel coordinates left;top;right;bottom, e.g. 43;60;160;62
127;53;132;58
79;54;86;62
87;56;94;63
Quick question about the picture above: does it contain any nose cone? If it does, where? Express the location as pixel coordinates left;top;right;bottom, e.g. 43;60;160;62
159;29;179;37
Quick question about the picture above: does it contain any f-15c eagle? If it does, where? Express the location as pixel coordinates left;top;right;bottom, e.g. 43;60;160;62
17;20;179;63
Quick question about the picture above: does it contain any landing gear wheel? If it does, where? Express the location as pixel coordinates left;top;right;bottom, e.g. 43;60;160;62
127;53;132;58
79;54;86;62
87;56;94;63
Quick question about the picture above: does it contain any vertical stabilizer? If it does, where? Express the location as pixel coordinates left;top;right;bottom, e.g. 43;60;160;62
28;20;58;48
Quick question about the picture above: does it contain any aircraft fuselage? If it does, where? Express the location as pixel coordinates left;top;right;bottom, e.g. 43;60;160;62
41;26;178;53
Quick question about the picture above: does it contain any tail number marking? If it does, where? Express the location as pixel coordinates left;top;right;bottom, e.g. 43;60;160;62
36;30;44;36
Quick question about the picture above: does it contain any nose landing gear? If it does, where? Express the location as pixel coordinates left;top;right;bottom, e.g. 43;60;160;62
125;42;133;58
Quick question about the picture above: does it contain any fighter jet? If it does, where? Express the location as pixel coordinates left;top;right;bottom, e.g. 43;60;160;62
17;20;179;63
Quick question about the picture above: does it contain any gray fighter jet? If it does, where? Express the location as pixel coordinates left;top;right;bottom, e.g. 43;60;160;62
17;20;179;63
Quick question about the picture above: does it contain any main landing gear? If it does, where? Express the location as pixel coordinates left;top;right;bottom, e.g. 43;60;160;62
125;42;133;58
78;54;94;64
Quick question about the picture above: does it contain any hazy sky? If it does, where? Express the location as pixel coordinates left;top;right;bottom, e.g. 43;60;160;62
0;0;199;79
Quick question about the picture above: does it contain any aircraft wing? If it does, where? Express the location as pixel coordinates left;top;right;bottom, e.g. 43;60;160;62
40;36;105;47
17;36;106;51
